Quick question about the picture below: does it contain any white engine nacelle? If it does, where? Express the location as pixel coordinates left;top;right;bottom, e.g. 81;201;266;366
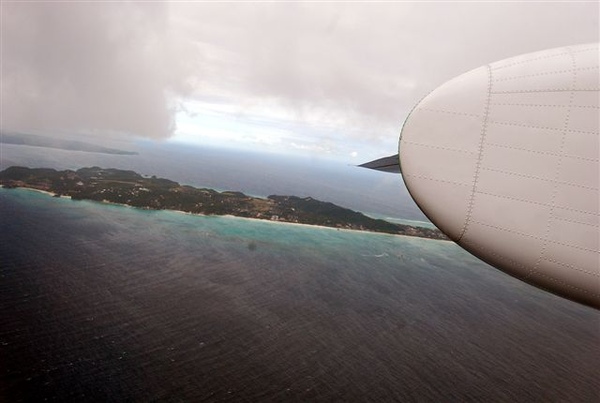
399;43;599;308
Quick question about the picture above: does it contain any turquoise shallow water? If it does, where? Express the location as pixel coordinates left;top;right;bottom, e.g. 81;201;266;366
1;188;599;402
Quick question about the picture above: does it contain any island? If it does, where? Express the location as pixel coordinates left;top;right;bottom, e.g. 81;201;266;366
1;132;138;155
0;166;448;240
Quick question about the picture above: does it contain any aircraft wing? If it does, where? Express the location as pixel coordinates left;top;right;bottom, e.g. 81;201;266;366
366;43;599;309
358;154;401;173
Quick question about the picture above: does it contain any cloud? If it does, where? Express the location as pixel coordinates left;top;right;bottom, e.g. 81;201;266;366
1;1;193;139
1;1;598;149
171;2;598;143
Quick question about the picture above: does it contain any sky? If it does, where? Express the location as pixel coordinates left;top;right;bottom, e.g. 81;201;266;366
1;1;598;162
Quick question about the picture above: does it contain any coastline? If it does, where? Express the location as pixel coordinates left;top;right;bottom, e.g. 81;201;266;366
218;213;442;241
1;185;72;199
1;185;446;241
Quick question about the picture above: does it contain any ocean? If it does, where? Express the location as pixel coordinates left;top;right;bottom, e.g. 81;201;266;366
1;143;599;401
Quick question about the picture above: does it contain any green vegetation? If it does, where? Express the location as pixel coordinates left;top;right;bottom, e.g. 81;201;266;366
0;166;448;240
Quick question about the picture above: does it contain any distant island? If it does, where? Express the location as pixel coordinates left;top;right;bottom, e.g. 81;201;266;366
1;132;138;155
0;166;448;240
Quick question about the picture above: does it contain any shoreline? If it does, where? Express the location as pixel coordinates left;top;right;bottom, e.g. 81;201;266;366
1;185;72;199
168;210;397;237
1;185;446;241
218;214;439;240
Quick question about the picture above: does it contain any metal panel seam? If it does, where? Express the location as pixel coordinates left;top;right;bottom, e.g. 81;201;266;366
456;64;492;242
529;48;577;281
460;238;600;300
481;166;599;190
475;190;598;215
471;220;598;253
484;144;599;163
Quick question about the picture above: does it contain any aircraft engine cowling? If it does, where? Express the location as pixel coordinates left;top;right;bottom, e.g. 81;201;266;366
398;43;599;309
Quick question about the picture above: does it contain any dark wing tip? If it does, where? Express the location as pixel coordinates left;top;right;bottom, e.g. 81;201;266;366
358;154;401;174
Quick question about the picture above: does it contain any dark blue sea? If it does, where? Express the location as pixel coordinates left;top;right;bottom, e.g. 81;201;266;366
1;143;599;401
